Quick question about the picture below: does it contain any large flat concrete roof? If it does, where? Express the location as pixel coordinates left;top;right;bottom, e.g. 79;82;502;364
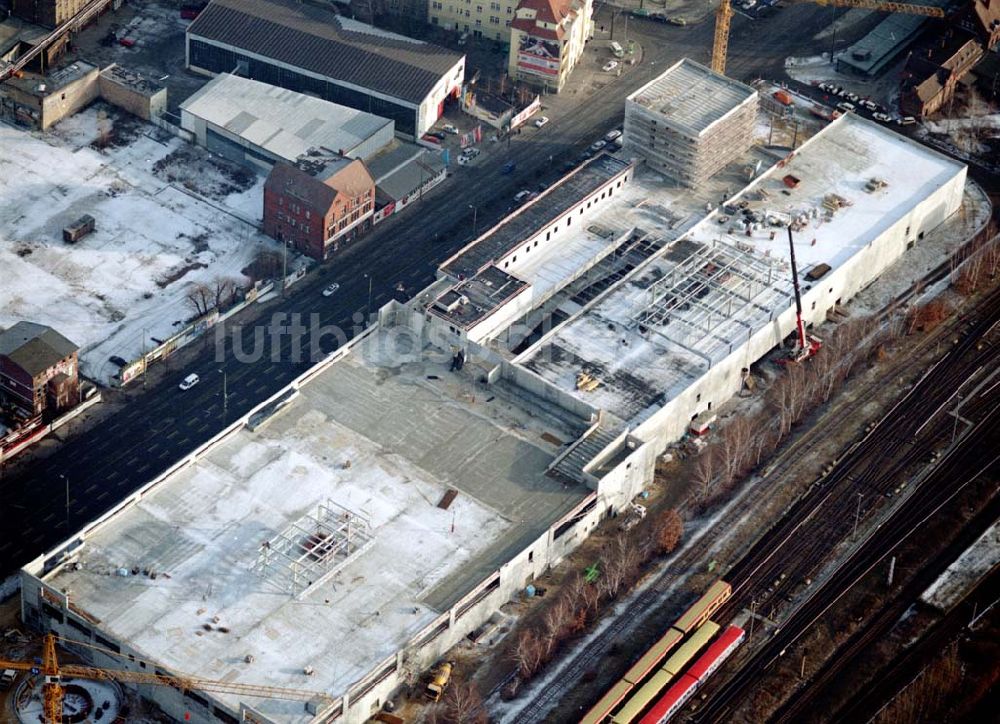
519;114;966;425
626;59;757;137
45;329;586;721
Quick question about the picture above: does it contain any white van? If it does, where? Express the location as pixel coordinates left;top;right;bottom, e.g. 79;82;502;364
179;373;200;391
0;670;17;689
609;41;624;58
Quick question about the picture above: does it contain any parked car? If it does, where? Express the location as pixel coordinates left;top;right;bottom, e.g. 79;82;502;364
897;116;917;126
322;283;341;297
443;124;459;135
179;373;200;391
872;112;892;122
602;60;619;72
859;99;877;111
590;139;606;151
421;134;441;144
604;129;622;143
119;37;137;48
462;147;481;158
514;190;532;204
502;161;516;174
818;82;833;93
845;92;860;103
667;16;687;25
534;115;549;128
836;101;856;113
428;131;447;140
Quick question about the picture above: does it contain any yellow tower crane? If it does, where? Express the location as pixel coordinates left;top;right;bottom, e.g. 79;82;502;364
712;0;947;75
0;633;335;724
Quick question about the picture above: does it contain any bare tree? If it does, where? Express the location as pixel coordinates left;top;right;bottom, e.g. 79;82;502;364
185;283;212;317
431;679;488;724
511;629;545;680
692;447;717;500
719;416;752;485
655;509;684;555
213;276;241;310
580;578;601;617
598;535;640;600
541;596;571;656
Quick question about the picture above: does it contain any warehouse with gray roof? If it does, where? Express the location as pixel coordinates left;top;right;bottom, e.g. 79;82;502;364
185;0;465;138
179;73;395;169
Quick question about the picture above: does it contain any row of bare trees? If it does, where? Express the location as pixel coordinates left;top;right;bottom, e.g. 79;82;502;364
185;276;245;317
506;509;684;695
951;230;1000;297
692;315;902;509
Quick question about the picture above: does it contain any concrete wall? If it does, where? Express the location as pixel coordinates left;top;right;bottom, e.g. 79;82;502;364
98;68;167;121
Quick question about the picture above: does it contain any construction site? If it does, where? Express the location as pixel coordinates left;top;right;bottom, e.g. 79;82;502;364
11;52;972;722
623;58;759;187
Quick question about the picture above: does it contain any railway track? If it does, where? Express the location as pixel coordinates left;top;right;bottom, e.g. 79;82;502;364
772;495;1000;724
693;407;1000;723
687;287;1000;722
494;274;999;723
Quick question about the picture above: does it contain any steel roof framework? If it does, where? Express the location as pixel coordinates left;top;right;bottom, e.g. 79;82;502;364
632;240;790;364
253;499;376;598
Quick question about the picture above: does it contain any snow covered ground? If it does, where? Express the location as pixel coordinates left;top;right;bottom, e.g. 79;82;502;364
0;106;285;381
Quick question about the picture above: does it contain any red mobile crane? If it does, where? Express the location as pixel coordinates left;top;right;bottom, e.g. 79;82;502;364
786;226;822;362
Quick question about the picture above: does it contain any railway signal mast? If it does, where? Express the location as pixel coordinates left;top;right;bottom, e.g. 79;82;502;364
786;227;822;362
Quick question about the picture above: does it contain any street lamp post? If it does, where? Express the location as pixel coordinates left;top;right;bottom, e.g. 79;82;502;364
469;204;478;236
853;492;864;540
219;368;228;414
365;274;374;326
59;474;69;530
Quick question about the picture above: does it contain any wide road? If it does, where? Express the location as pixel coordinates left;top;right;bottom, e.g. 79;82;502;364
0;5;861;576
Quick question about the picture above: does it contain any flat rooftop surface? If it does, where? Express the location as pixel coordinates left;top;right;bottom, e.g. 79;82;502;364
441;155;633;280
46;329;584;720
180;73;393;161
921;519;999;611
626;58;756;136
521;114;965;424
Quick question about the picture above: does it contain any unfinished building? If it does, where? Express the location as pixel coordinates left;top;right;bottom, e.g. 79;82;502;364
21;110;968;724
624;58;758;187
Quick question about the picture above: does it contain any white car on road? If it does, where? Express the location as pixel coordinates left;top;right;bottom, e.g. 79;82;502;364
534;116;549;128
322;283;340;297
179;373;200;391
603;60;618;72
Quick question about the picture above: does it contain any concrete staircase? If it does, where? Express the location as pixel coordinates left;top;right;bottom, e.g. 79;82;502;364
550;421;623;484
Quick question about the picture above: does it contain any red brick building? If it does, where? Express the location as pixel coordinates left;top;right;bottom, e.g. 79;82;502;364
263;155;376;261
0;321;79;419
901;33;984;118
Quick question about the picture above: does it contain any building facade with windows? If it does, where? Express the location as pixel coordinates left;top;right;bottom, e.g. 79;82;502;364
508;0;593;93
0;321;79;418
186;0;464;139
428;0;517;42
263;156;376;261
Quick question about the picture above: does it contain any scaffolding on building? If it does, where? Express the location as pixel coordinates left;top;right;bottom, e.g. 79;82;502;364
252;499;376;598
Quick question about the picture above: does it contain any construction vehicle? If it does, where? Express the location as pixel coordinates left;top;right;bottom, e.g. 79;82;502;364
784;226;822;362
0;633;334;724
711;0;946;75
424;661;453;702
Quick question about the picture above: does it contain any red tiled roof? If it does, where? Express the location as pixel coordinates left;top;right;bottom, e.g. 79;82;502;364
511;0;577;41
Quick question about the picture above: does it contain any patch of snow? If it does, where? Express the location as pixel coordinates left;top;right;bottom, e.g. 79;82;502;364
0;108;291;381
